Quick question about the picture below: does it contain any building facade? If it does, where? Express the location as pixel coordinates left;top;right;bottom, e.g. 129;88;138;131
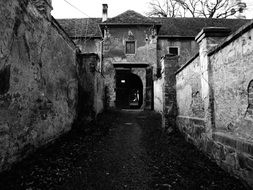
58;4;249;111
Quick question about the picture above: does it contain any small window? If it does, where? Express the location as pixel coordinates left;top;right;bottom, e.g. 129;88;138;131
126;41;135;54
169;47;179;56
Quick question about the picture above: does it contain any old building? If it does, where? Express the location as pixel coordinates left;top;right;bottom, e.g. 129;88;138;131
1;1;252;187
57;4;253;187
58;4;249;111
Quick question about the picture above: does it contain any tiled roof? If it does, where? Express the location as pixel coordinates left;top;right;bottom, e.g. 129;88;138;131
102;10;158;25
154;17;250;37
57;18;102;38
57;12;250;38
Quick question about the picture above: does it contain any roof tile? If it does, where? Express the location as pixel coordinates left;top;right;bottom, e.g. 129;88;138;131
57;11;250;38
57;18;102;38
103;10;157;25
154;17;250;37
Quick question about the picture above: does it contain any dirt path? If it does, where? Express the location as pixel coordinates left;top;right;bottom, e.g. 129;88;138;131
0;110;248;190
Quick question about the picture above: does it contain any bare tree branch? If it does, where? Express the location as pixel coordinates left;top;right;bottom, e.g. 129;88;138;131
146;0;247;18
146;0;184;17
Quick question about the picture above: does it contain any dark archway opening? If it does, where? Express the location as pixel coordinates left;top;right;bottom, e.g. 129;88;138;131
116;70;143;109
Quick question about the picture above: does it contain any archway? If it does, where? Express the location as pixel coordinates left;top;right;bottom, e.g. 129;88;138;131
116;70;143;109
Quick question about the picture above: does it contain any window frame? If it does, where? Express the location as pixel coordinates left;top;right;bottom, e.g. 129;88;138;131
168;46;180;56
125;40;136;55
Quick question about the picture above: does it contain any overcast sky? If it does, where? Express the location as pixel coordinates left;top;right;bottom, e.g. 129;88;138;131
52;0;150;18
52;0;252;19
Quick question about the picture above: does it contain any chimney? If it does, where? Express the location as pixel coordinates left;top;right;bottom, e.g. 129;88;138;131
102;4;108;22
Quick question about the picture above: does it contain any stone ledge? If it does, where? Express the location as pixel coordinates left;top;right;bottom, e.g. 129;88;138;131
195;27;231;43
208;20;253;56
212;132;253;156
177;115;206;125
177;116;206;139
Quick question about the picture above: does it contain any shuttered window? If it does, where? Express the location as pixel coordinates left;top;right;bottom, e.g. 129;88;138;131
126;41;135;54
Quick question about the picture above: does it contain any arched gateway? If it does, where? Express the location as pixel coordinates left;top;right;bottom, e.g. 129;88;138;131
116;70;143;109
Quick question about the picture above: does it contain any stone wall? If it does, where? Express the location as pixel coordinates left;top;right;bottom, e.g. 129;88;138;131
210;27;253;138
74;38;102;58
77;53;104;124
154;55;179;129
0;0;78;171
176;23;253;187
176;55;206;136
154;72;164;114
72;37;104;118
132;68;147;109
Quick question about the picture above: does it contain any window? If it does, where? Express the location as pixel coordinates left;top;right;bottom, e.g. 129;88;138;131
169;47;179;56
126;41;135;54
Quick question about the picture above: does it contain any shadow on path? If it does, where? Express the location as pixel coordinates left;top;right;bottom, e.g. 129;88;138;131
0;110;248;190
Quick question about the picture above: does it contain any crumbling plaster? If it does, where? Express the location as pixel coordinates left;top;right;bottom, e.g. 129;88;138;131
0;0;78;171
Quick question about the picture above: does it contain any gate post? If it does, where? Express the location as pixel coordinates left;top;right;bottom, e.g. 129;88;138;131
145;66;154;110
162;54;180;131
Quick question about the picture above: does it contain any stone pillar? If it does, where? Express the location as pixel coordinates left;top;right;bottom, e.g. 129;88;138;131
195;27;231;134
76;53;100;124
162;54;179;131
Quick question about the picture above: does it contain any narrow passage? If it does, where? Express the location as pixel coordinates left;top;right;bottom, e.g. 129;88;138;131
0;110;247;190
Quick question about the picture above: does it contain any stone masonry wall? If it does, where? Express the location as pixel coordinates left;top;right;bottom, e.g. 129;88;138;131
77;53;104;124
72;38;104;119
154;55;180;130
176;55;206;137
0;0;78;171
176;23;253;187
210;27;253;138
154;68;164;114
209;24;253;186
163;55;180;129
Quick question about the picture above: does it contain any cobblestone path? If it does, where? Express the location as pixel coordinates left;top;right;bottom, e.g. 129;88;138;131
0;110;248;190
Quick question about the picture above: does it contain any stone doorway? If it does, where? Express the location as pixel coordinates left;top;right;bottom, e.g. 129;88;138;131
116;70;143;109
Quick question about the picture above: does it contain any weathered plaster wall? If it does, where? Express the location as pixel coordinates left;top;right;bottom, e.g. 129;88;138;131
103;60;116;108
132;68;146;109
157;38;198;66
77;54;104;123
94;71;104;115
176;55;208;150
176;23;253;187
210;28;253;138
176;57;204;119
0;0;78;171
103;25;157;108
154;55;179;129
71;37;104;117
74;38;102;55
154;75;164;113
103;26;157;64
209;26;253;186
